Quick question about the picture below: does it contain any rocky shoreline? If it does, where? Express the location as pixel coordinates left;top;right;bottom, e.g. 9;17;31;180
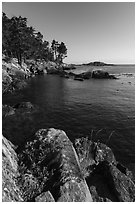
2;109;135;201
2;56;118;95
3;58;133;202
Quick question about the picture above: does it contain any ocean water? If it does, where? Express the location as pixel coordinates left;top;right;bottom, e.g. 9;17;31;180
2;65;135;173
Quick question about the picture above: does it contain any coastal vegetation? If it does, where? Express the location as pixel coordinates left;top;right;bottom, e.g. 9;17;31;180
2;12;67;66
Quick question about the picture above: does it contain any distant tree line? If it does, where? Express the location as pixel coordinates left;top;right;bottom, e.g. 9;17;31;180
2;12;67;65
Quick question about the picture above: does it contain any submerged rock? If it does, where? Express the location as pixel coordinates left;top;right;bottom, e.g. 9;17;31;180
2;105;16;117
2;102;38;146
13;101;34;110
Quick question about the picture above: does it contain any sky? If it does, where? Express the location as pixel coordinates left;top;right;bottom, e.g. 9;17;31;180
2;2;135;64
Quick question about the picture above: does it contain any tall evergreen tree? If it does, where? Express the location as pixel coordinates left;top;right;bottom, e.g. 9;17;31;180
57;42;67;63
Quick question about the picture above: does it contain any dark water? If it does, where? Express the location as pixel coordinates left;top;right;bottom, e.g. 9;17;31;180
3;65;135;173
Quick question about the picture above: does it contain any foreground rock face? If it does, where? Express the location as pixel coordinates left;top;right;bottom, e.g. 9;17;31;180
2;128;134;202
18;128;93;202
75;138;135;202
2;136;23;202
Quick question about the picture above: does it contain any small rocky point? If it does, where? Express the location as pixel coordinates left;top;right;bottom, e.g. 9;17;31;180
2;128;135;202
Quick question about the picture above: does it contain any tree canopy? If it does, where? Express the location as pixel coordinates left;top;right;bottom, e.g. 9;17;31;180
2;12;67;65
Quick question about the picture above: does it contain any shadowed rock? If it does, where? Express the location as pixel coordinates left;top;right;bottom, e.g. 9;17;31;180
75;137;135;202
92;161;135;202
2;102;38;146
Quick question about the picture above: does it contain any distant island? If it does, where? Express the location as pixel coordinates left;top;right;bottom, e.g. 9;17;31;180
82;61;114;66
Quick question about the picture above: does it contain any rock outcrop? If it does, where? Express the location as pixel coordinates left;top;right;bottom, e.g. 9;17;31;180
2;57;30;94
75;137;135;202
74;71;92;80
92;70;117;79
2;128;135;202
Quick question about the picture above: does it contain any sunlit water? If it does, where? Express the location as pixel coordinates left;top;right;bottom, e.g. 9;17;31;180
3;65;135;173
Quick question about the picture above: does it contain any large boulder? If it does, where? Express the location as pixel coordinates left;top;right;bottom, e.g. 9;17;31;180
18;128;93;202
2;136;23;202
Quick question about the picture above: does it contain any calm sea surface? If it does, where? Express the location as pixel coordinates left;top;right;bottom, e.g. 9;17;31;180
3;65;135;173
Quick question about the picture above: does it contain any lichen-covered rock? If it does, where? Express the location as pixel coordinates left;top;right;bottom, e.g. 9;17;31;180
2;136;23;202
36;128;92;202
18;128;93;202
3;128;134;202
58;179;92;202
35;191;55;202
